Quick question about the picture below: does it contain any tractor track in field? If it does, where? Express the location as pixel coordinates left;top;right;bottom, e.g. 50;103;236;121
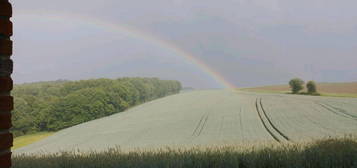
238;107;245;141
192;113;209;137
255;98;280;142
259;99;291;141
255;98;290;143
286;100;337;134
218;116;224;138
317;102;357;121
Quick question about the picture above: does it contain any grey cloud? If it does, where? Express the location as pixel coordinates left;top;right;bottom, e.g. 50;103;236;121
12;0;357;87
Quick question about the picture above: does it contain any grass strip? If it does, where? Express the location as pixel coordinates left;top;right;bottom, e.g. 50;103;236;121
13;132;54;150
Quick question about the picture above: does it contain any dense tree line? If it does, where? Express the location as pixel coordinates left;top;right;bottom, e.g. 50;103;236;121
11;78;182;136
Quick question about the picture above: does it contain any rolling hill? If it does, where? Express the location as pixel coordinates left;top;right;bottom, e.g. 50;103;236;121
15;90;357;155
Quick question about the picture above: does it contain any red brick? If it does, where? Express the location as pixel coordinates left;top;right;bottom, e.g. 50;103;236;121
0;19;12;37
0;39;12;55
0;152;11;167
0;77;12;92
0;96;12;111
0;1;12;167
0;59;13;76
0;113;11;129
0;1;12;17
0;133;12;150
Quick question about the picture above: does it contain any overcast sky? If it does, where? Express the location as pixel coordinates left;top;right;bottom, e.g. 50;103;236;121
11;0;357;88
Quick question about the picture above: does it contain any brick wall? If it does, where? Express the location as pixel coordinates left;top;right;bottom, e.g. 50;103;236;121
0;0;13;167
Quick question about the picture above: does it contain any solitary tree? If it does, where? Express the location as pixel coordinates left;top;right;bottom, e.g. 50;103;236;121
289;78;304;94
306;80;317;94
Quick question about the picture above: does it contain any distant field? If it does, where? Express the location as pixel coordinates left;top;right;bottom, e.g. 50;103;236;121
243;82;357;97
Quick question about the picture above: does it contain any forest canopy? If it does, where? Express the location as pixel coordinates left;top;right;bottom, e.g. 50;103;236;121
11;78;182;137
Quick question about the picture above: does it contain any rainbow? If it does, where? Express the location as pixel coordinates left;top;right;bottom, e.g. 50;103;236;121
15;10;237;88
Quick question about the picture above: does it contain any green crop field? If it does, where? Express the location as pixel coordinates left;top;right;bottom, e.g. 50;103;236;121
14;90;357;155
12;137;357;168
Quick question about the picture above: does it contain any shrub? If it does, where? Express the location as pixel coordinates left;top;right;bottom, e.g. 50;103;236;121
306;81;317;94
289;78;304;94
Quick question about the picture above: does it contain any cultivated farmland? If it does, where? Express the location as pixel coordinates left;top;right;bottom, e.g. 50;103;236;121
244;82;357;97
15;90;357;155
